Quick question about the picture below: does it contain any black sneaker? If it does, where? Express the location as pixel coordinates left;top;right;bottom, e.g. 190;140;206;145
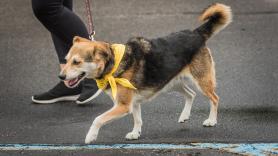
76;78;101;105
31;81;81;104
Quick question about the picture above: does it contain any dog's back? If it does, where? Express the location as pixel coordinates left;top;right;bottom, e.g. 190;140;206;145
127;3;232;91
143;30;205;88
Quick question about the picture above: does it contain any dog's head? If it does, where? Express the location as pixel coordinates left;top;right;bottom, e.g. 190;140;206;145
59;36;114;88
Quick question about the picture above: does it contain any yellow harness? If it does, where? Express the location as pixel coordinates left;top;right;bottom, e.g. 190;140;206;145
95;44;137;100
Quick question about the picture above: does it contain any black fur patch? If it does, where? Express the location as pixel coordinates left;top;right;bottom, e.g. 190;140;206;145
96;48;115;79
126;30;205;89
194;12;223;38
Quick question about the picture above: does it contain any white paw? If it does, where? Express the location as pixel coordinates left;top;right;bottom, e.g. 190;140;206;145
85;133;98;144
178;116;189;123
125;131;140;140
203;119;217;127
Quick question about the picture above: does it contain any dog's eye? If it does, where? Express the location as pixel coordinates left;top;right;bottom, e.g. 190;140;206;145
72;59;81;65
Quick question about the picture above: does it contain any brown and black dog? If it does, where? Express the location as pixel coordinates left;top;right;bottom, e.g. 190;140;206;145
59;3;232;143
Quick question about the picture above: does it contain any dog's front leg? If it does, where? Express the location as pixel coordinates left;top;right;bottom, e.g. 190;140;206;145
125;103;142;140
85;104;130;144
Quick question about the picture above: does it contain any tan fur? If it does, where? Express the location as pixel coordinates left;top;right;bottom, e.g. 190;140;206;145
189;47;219;105
91;103;130;135
95;71;135;126
63;37;113;79
199;3;232;34
117;68;135;106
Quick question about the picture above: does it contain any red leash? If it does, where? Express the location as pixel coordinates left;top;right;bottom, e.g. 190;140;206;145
85;0;95;41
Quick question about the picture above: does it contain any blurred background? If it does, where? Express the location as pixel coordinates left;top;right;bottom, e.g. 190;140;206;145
0;0;277;144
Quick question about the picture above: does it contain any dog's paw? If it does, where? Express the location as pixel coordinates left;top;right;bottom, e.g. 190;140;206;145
85;133;98;144
178;116;189;123
125;131;140;140
202;119;217;127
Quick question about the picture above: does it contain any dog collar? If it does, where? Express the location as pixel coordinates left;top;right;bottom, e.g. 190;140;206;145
95;44;137;100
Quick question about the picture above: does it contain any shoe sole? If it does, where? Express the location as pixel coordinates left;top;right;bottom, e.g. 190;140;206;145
31;95;80;104
76;89;102;105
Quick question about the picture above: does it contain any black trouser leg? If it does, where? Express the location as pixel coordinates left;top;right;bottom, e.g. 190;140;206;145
32;0;98;104
32;0;89;63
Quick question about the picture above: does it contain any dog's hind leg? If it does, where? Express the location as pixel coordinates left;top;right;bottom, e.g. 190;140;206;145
193;67;219;126
125;103;142;140
198;79;219;127
190;47;219;127
178;85;196;123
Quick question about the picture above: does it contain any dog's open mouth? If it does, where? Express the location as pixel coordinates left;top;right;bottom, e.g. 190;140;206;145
65;72;86;88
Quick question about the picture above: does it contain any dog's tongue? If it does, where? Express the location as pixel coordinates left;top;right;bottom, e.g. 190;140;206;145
68;78;78;86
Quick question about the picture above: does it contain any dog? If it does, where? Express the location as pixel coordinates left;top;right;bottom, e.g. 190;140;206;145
59;3;232;143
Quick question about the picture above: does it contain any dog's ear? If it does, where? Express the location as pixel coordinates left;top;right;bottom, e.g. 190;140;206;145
85;42;113;62
96;42;114;60
103;42;113;58
73;36;90;44
98;42;115;77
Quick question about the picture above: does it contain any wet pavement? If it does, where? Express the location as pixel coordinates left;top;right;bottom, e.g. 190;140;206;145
0;0;278;155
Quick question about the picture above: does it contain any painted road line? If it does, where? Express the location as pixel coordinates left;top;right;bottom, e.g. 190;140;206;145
0;143;277;156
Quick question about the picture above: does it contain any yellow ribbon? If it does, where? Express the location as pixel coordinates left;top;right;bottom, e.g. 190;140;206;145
95;44;137;100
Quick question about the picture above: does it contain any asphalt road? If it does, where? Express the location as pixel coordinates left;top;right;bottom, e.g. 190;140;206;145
0;0;278;155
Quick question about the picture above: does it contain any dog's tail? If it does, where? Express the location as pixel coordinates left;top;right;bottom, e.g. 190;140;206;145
194;3;232;39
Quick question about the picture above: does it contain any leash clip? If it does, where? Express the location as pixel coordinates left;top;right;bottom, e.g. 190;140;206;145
89;31;96;41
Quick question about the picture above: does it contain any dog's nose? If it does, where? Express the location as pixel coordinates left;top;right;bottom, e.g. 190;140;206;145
58;74;66;80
